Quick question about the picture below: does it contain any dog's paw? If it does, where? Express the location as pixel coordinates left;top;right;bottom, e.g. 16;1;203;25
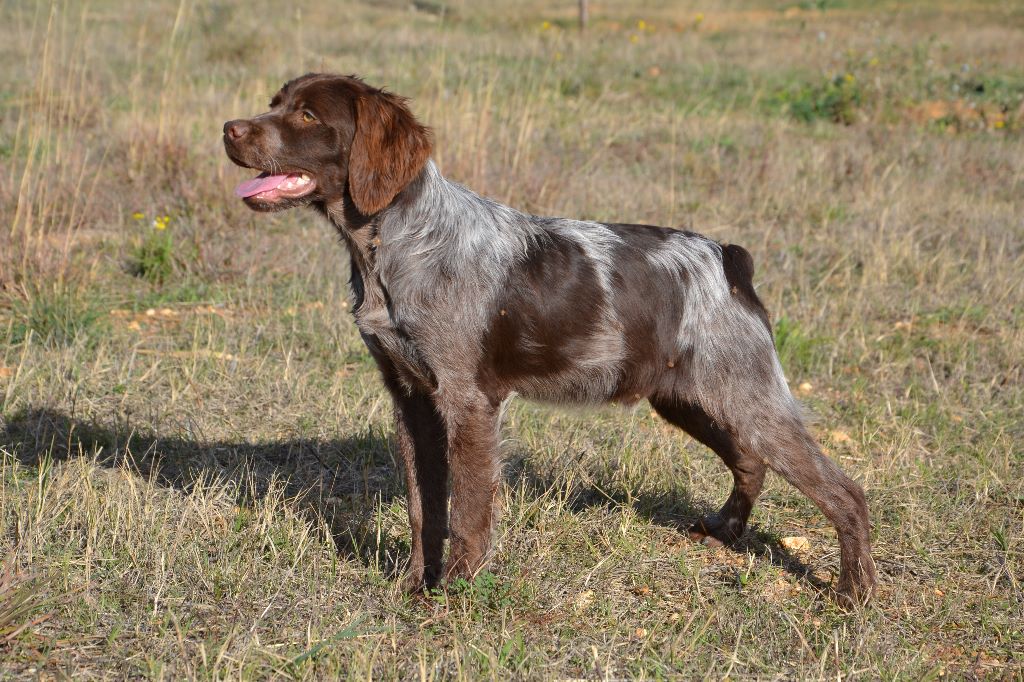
402;570;426;593
687;514;744;547
835;560;877;608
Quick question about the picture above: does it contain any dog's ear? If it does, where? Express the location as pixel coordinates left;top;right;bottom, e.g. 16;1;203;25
348;91;432;215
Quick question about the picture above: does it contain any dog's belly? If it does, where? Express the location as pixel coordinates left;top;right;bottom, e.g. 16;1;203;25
483;310;686;406
490;332;625;404
474;236;684;404
474;222;713;405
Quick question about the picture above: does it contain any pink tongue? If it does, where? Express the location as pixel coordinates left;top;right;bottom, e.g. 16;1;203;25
235;173;290;198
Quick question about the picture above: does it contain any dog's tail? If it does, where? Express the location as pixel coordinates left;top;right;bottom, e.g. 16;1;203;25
719;242;771;332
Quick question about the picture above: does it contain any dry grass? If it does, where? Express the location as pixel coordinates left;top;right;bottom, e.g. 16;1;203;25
1;0;1022;678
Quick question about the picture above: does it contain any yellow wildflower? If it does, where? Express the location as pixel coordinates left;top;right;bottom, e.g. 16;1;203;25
844;73;855;83
630;33;639;44
132;212;145;221
695;12;705;24
637;19;646;30
541;20;551;30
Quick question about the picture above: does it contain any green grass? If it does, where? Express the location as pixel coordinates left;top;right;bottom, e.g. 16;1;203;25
129;214;178;284
7;286;110;349
1;0;1022;678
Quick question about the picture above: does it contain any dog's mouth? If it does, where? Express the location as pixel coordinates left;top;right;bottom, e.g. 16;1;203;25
234;171;317;203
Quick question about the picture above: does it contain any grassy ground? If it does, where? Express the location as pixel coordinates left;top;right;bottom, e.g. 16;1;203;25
1;0;1022;678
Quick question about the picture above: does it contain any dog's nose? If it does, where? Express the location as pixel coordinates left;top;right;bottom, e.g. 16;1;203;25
223;119;251;140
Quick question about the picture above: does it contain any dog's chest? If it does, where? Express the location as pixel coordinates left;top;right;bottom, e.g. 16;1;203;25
349;261;436;392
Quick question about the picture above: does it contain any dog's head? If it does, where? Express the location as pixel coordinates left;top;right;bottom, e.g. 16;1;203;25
223;73;432;216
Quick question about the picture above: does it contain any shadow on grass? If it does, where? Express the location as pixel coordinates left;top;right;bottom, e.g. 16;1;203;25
3;407;830;595
508;451;833;595
1;406;408;578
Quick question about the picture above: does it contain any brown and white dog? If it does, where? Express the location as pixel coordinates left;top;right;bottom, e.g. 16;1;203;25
223;73;877;603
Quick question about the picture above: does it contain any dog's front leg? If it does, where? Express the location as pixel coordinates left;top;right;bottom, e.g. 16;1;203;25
438;392;501;583
392;391;449;591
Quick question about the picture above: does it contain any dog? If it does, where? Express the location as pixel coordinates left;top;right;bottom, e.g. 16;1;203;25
223;73;877;603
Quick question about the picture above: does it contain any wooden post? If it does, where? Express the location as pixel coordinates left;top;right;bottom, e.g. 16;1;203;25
579;0;588;31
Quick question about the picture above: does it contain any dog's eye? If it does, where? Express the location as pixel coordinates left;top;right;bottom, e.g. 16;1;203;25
301;110;317;123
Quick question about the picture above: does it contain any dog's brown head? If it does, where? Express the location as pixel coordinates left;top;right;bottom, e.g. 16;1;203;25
223;73;432;216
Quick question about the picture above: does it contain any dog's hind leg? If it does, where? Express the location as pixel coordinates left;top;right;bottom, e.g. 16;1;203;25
655;384;876;602
650;399;766;546
655;363;877;603
653;294;875;601
748;405;877;603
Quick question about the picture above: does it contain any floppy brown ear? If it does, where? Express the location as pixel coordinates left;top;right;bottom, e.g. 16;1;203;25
348;91;433;215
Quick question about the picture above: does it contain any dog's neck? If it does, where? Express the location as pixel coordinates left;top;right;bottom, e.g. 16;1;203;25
316;162;437;324
326;201;378;269
321;160;537;319
320;160;438;265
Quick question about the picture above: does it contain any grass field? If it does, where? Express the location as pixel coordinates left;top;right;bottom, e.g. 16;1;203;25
1;0;1022;678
